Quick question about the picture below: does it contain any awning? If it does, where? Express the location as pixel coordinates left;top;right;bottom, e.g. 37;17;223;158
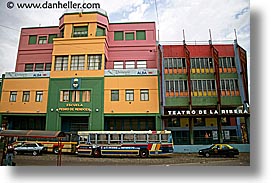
0;130;66;138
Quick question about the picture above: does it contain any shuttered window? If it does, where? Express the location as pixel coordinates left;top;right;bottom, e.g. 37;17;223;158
28;35;37;44
114;31;123;40
96;26;105;36
125;32;134;40
48;34;58;43
136;30;146;40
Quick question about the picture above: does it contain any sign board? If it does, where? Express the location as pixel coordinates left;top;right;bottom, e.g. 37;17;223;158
5;71;50;78
104;69;158;76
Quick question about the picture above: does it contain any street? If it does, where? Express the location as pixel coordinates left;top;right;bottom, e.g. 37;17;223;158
11;153;250;166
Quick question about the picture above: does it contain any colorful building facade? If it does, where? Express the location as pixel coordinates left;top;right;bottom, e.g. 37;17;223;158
159;42;250;145
0;10;249;145
0;11;161;132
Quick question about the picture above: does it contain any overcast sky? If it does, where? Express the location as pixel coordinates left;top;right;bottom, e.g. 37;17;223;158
0;0;250;76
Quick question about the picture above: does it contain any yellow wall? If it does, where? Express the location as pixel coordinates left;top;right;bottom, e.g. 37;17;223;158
104;76;159;114
51;12;106;78
0;78;49;113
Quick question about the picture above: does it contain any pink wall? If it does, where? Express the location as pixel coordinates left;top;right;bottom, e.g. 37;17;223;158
15;26;59;72
163;45;234;58
106;22;157;69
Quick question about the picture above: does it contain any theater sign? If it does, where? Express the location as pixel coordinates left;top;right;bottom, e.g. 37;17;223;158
166;108;249;116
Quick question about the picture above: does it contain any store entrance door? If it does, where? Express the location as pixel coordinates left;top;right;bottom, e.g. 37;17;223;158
61;116;89;132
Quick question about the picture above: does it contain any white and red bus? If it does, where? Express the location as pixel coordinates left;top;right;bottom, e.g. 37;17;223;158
76;130;174;158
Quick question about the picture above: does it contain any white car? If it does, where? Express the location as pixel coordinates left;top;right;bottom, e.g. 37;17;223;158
14;142;46;156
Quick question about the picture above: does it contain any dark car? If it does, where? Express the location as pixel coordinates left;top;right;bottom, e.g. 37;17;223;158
198;144;239;158
14;142;47;156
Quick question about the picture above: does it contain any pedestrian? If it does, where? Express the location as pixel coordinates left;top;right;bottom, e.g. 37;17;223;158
5;144;15;166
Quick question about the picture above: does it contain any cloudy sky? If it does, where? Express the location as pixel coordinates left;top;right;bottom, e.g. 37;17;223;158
0;0;250;76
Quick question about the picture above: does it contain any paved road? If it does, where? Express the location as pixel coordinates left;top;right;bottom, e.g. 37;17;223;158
11;153;250;166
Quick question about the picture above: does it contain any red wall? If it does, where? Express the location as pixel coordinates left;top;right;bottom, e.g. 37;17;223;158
15;26;59;72
163;44;234;58
106;22;157;69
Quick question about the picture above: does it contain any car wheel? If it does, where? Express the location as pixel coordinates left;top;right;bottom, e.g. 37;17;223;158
139;149;149;158
93;149;101;158
32;151;38;156
14;151;18;155
228;152;234;158
205;152;210;158
53;147;59;154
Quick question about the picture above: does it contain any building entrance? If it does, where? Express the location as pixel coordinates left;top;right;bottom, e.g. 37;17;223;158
61;116;89;132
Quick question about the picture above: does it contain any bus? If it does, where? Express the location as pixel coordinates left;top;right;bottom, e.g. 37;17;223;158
76;130;174;158
13;132;78;154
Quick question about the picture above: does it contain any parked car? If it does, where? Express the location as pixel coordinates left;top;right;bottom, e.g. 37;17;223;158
198;144;239;158
14;142;47;156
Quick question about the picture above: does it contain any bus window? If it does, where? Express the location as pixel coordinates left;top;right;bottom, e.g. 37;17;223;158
98;134;107;144
136;134;147;143
161;134;169;143
149;134;159;142
123;134;134;143
88;134;96;144
110;134;121;144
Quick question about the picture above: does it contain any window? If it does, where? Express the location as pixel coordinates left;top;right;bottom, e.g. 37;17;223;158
96;26;105;36
136;30;146;40
82;90;91;102
45;63;52;71
125;90;134;101
114;31;123;40
137;61;146;68
111;90;119;101
38;36;47;44
60;29;64;38
71;91;80;102
55;56;68;71
25;64;34;72
125;61;135;69
114;61;123;69
71;55;85;70
125;32;134;40
9;91;17;102
140;89;149;101
35;63;44;71
22;91;30;102
36;91;43;102
28;35;37;44
194;118;205;126
48;34;58;44
168;118;180;127
60;90;69;102
73;26;88;37
88;55;102;70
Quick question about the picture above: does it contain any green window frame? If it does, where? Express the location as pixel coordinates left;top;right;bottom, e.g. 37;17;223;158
72;26;88;37
96;26;105;36
136;30;146;40
111;90;119;101
25;64;34;72
28;35;37;44
125;32;134;40
114;31;124;40
38;36;47;44
48;34;58;43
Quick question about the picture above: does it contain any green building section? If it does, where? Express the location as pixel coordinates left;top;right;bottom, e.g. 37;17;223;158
164;71;242;107
46;77;104;132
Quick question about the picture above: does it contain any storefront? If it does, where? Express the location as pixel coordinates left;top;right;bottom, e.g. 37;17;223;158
163;107;250;145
